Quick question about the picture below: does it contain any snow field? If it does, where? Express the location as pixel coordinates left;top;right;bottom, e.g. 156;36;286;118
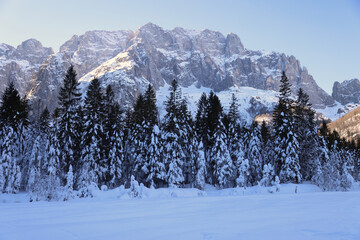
0;183;359;240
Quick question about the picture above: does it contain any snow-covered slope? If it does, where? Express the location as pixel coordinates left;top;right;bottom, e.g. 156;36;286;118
78;23;333;114
156;83;278;123
0;39;53;96
29;30;134;114
1;183;359;240
0;23;337;120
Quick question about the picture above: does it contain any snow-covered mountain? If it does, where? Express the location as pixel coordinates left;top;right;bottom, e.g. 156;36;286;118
0;23;338;119
78;23;334;112
332;78;360;105
0;39;53;96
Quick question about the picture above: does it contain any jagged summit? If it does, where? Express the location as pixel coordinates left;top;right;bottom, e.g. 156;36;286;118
332;78;360;105
0;23;337;118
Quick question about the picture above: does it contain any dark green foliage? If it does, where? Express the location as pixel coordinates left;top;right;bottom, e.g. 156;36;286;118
56;65;82;183
0;82;29;131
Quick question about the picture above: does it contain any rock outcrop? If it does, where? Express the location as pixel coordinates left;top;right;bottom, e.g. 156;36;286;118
332;79;360;105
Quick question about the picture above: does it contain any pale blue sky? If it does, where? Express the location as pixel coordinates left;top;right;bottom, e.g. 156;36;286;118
0;0;359;94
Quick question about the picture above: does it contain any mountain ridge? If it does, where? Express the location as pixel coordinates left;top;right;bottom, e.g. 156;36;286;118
0;23;340;119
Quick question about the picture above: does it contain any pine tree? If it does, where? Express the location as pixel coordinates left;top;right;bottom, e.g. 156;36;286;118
80;78;105;188
103;85;124;188
57;65;82;184
247;121;263;185
194;140;206;190
145;124;166;188
211;121;233;188
0;82;29;131
1;127;21;193
131;85;160;186
64;165;74;200
294;88;319;180
163;80;186;187
259;163;275;187
272;71;301;183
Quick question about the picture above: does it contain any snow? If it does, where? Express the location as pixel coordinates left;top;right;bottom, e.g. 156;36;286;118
157;83;278;123
0;183;359;240
315;101;344;121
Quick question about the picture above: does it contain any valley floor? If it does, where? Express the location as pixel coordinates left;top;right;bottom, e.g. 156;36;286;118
0;183;359;240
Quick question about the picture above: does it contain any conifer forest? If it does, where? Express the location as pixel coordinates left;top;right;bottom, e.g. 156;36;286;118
0;66;358;201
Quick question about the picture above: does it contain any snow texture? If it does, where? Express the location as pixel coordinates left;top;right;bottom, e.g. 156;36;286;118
0;183;359;240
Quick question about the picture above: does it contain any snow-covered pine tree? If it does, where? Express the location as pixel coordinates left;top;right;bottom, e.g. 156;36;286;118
224;93;245;185
199;91;223;184
247;121;263;185
272;71;301;183
1;126;21;193
129;175;141;198
131;85;161;186
0;82;30;191
236;158;250;188
162;80;186;188
57;65;82;185
63;165;75;200
41;123;62;201
259;163;275;187
211;120;234;188
144;124;166;188
194;139;206;190
103;85;124;189
294;88;319;180
27;135;43;193
80;78;105;188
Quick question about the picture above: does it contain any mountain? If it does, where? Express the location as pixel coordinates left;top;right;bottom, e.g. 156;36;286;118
78;23;334;112
327;105;360;142
0;39;53;96
28;30;134;115
332;78;360;105
0;23;336;118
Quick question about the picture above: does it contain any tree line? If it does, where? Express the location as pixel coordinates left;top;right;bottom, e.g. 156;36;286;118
0;66;358;201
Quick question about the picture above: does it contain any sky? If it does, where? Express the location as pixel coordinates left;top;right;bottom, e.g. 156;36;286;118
0;0;359;94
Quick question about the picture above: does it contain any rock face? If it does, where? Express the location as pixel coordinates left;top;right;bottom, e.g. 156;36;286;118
0;23;336;117
29;30;134;114
332;79;360;105
79;23;334;109
0;39;53;96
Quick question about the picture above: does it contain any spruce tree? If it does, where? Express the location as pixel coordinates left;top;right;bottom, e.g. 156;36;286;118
163;80;186;187
247;121;263;185
57;65;82;184
294;88;318;180
80;78;105;188
272;71;301;183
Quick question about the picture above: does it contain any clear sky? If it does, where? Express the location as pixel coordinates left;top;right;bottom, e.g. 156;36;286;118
0;0;359;94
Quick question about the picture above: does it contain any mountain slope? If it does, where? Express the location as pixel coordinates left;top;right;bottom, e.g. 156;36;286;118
29;30;134;114
78;23;334;113
327;106;360;142
0;23;336;118
0;39;53;96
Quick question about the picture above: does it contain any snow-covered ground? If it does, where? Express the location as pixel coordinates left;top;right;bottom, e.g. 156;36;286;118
1;183;359;240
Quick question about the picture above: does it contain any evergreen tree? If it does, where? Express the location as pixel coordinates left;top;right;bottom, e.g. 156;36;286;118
131;85;161;186
80;78;105;188
57;65;82;184
1;127;21;193
163;80;186;187
247;121;263;185
103;85;124;188
211;121;233;188
272;71;301;183
294;88;318;180
194;140;206;190
0;82;29;131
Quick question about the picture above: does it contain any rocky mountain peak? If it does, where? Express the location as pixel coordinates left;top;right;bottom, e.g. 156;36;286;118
332;78;360;105
225;32;245;56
